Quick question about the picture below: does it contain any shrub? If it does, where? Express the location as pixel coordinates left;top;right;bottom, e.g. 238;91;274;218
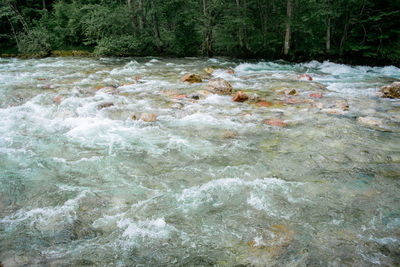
18;27;51;57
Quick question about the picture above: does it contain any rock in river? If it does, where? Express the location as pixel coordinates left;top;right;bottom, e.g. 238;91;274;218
265;118;287;127
181;73;202;83
298;74;313;81
204;78;234;95
358;116;383;127
232;91;249;102
256;101;273;107
335;99;349;111
140;113;157;122
204;67;214;75
97;102;114;110
223;131;238;138
380;82;400;98
310;92;323;98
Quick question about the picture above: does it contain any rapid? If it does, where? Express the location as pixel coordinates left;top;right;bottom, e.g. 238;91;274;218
0;57;399;266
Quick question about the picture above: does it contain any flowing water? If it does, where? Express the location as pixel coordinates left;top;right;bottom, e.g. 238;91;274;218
0;57;399;266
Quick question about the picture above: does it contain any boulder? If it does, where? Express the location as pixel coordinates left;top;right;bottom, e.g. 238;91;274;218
181;73;202;83
171;94;187;99
298;74;313;81
97;102;114;110
313;82;327;90
204;67;214;75
310;92;323;98
285;97;301;104
314;102;324;109
358;116;383;127
321;108;345;115
379;82;400;98
204;78;234;95
140;113;157;122
102;85;118;94
335;99;349;111
265;118;287;127
288;89;298;96
223;131;238;139
256;101;273;107
170;102;184;109
248;93;260;102
232;91;249;102
187;93;203;100
53;95;63;103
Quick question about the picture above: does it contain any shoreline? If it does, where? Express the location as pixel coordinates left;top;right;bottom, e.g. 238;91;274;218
0;50;399;68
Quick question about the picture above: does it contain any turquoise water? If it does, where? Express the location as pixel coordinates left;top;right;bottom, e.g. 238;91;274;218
0;57;399;266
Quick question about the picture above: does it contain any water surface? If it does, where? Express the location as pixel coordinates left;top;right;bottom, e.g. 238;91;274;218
0;57;399;266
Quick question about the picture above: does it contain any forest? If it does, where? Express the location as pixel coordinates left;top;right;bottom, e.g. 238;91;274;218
1;0;400;65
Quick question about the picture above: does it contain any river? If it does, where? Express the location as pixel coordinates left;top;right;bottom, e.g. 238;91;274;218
0;57;399;266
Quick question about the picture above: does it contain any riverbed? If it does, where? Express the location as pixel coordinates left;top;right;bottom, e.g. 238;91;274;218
0;57;399;266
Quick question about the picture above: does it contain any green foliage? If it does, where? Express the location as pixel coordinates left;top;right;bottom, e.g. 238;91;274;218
0;0;398;65
18;26;51;56
94;35;139;56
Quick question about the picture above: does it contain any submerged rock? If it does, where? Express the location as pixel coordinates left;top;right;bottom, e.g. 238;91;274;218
204;78;234;95
312;82;327;90
379;82;400;98
285;97;302;104
265;118;287;127
171;94;187;99
227;68;235;74
256;101;273;107
101;85;118;94
358;116;383;127
204;67;214;75
187;93;203;100
233;91;249;102
298;74;313;81
97;102;114;110
335;99;349;111
314;102;324;109
181;73;202;83
140;113;157;122
310;92;323;98
321;108;345;115
170;102;184;109
223;131;238;138
53;95;63;103
41;84;55;89
248;93;260;102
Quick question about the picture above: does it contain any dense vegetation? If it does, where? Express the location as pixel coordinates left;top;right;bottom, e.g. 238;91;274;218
1;0;399;65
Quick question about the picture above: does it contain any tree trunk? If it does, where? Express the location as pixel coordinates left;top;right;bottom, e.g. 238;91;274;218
340;7;349;56
283;0;292;56
42;0;46;10
243;0;250;51
150;0;161;49
202;0;212;56
326;17;331;52
236;0;244;49
257;0;267;48
326;0;331;52
6;15;20;51
8;2;30;34
138;0;145;32
127;0;137;33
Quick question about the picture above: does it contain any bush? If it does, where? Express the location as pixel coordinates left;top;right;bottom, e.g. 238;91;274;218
94;35;139;56
18;27;51;57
